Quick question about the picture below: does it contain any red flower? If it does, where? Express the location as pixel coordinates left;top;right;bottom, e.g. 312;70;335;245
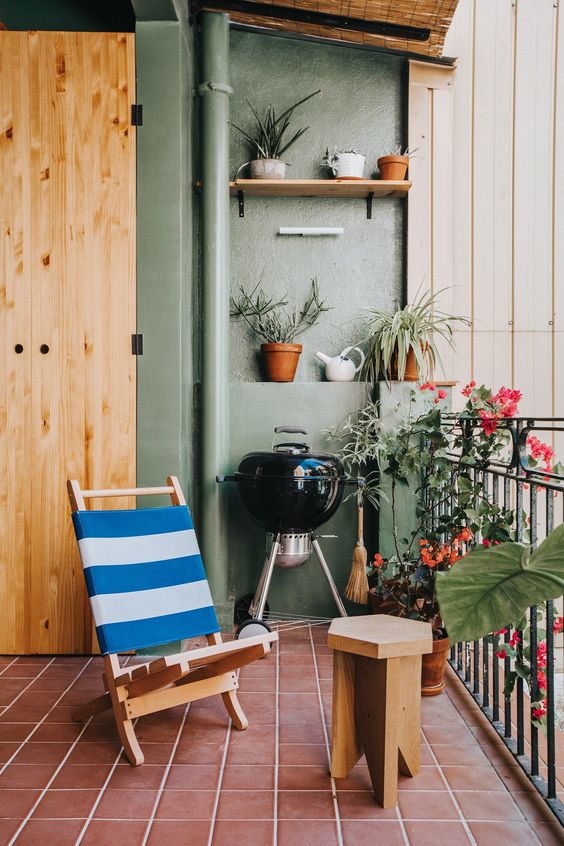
437;389;447;399
532;703;547;720
508;631;520;648
493;628;508;636
482;539;490;548
537;670;548;691
419;382;436;392
496;649;507;660
461;380;476;398
478;409;499;436
373;553;385;568
554;616;564;634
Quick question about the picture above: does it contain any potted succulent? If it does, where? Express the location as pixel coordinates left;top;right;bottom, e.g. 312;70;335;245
321;147;366;180
230;279;331;382
361;289;469;383
231;90;321;180
377;145;416;181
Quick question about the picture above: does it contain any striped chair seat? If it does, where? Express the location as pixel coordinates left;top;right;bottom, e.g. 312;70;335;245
72;505;219;655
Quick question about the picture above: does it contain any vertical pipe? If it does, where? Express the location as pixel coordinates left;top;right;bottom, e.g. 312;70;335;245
198;12;232;615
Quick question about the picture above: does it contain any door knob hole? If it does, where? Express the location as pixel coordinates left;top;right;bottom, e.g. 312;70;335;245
14;344;23;354
40;344;49;354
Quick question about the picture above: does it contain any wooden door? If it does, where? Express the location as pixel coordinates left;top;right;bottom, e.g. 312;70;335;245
0;31;136;653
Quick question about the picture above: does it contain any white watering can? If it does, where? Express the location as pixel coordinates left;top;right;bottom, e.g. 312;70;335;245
316;346;365;382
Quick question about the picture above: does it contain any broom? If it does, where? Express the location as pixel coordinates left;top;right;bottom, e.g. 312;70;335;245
344;492;369;605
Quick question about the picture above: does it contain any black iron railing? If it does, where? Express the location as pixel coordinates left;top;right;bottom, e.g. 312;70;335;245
429;417;564;825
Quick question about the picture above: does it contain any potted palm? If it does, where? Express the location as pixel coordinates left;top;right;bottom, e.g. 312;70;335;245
230;279;331;382
231;90;321;180
361;290;469;383
377;145;416;181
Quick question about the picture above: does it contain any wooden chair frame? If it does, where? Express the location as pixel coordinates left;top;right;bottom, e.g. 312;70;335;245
67;476;277;766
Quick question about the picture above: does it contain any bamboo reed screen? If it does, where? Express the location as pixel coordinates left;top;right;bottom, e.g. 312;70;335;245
220;1;459;58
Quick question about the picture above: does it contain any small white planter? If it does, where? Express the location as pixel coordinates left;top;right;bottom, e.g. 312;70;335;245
249;159;287;179
332;152;365;180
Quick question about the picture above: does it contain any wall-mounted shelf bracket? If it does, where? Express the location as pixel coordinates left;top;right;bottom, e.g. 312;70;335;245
366;192;374;220
237;190;245;218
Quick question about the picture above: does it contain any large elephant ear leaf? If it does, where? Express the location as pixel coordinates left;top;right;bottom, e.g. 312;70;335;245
436;523;564;644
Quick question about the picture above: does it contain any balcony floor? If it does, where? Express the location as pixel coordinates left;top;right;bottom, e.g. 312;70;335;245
0;626;562;845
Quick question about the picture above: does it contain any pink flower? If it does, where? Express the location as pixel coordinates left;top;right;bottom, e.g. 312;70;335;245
437;389;447;399
419;382;436;392
478;409;499;436
461;380;476;398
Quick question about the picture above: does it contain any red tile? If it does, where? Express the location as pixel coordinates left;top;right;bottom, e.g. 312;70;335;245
155;789;216;820
279;819;339;845
0;706;49;723
0;742;25;763
119;743;174;765
442;765;505;791
216;790;274;820
13;819;85;845
278;722;325;744
468;821;540;846
173;741;225;765
79;819;149;846
33;789;97;818
0;724;33;742
494;764;536;792
0;763;57;789
278;765;332;790
341;820;405;845
32;722;83;742
13;742;72;765
399;791;458;821
51;764;112;789
221;765;275;790
278;672;317;693
0;788;40;818
108;764;166;790
535;822;564;845
278;709;321;727
94;788;158;820
277;790;335;820
146;819;210;845
279;743;328;766
454;790;523;821
424;724;475;745
512;790;559;822
432;744;492;766
1;665;40;678
164;764;219;790
337;791;397;820
334;766;373;791
0;820;22;842
398;766;445;791
213;820;274;845
404;821;472;845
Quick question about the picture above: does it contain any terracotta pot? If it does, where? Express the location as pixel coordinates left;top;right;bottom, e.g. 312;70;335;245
377;155;409;181
261;343;302;382
389;346;419;381
421;636;450;696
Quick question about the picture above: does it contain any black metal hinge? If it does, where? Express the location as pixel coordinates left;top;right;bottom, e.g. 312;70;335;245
131;104;143;126
131;333;144;355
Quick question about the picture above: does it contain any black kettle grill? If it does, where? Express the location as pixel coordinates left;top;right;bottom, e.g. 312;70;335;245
218;426;362;638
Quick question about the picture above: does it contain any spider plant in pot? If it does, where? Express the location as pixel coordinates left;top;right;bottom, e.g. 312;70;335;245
361;290;469;383
230;279;331;382
231;90;321;180
377;145;416;181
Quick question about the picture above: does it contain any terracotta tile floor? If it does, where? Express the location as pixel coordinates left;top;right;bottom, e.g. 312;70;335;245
0;626;562;845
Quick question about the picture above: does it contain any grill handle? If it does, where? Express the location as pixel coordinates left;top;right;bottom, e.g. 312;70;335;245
216;474;237;483
274;426;308;435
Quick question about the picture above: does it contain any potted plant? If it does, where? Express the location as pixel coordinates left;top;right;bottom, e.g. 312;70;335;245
231;90;321;180
321;147;366;180
230;279;331;382
361;289;469;383
328;380;535;694
377;145;416;181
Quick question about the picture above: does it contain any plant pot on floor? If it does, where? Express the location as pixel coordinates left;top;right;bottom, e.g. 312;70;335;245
421;636;450;696
249;159;286;180
261;343;302;382
378;155;409;181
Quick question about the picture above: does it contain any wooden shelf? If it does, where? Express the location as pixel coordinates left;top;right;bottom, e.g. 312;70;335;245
228;179;411;199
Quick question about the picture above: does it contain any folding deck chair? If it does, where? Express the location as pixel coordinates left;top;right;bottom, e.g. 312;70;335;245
67;476;277;766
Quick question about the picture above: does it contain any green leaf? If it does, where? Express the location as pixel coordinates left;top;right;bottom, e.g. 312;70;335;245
435;523;564;643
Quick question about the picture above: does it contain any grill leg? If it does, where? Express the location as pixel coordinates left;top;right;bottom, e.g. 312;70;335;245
251;532;281;620
311;533;347;617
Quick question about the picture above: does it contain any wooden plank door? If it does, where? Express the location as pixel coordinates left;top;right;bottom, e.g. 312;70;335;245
0;31;137;653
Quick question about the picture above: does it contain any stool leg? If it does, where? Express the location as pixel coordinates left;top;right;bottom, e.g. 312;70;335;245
398;655;422;777
330;650;362;778
354;655;400;808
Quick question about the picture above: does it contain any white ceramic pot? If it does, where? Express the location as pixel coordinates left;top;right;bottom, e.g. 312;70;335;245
333;153;365;180
249;159;287;179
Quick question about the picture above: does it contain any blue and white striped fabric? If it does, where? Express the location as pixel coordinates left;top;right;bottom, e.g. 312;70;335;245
71;505;219;655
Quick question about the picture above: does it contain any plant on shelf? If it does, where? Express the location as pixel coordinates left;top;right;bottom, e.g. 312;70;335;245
377;144;417;180
327;379;558;695
321;147;366;180
230;278;331;382
231;90;321;180
361;289;469;383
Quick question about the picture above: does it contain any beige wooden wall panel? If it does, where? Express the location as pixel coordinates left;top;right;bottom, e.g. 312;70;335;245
409;0;563;423
0;34;33;654
0;31;136;654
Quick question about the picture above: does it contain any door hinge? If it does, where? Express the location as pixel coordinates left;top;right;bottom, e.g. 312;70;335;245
131;104;143;126
131;333;144;355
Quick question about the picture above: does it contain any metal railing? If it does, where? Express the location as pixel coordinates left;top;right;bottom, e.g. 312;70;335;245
429;417;564;825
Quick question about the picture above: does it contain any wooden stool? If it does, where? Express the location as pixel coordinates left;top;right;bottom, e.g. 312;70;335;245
328;615;432;807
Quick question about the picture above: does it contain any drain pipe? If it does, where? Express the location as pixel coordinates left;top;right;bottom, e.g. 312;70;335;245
198;11;231;621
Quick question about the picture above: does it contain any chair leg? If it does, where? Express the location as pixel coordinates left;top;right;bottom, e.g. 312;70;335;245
103;655;144;766
221;689;248;731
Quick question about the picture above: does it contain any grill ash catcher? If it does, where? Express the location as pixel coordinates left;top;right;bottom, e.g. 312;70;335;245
217;426;364;638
